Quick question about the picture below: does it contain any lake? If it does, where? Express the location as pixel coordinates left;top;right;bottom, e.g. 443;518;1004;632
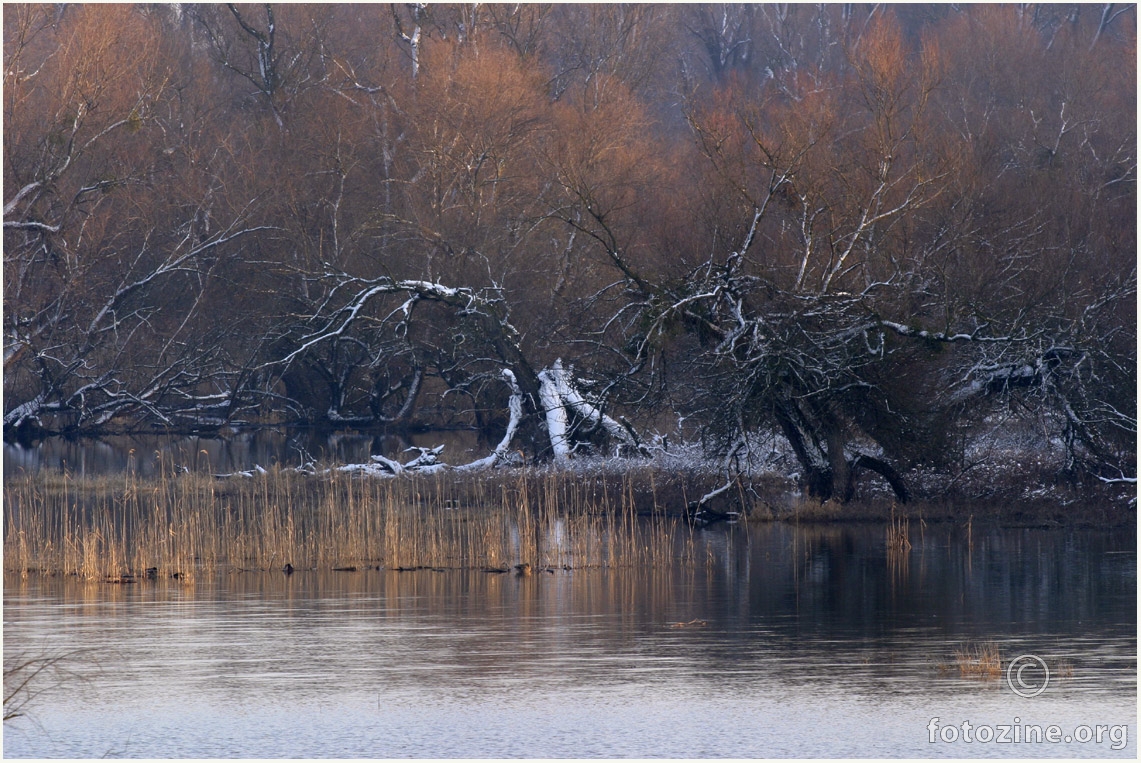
3;522;1134;757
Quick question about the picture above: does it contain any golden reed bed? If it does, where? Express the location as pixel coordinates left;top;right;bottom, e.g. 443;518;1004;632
4;466;699;582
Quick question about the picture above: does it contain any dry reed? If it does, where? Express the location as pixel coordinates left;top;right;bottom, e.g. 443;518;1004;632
4;466;695;581
886;506;912;553
946;642;1004;678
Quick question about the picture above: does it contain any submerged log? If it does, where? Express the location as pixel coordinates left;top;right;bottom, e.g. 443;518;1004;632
685;501;740;528
686;477;749;527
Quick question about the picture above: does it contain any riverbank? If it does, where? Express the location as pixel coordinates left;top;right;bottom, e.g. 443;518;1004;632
3;462;1133;581
776;492;1134;529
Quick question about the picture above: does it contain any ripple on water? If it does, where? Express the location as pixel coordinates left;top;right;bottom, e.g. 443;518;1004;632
4;525;1135;758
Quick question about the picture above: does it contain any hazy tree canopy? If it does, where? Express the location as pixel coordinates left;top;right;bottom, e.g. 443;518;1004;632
4;4;1135;498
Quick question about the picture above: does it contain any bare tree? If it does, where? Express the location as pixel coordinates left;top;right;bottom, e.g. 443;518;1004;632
2;4;1131;499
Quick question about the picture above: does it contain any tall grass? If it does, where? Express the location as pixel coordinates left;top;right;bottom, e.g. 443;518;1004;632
948;642;1004;678
4;466;693;581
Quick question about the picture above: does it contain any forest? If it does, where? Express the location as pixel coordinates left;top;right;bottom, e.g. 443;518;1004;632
3;3;1136;505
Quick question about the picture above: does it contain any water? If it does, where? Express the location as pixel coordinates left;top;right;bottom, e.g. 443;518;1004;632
3;524;1135;757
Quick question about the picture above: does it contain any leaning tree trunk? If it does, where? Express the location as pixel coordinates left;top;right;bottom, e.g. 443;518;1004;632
773;397;835;500
774;396;909;503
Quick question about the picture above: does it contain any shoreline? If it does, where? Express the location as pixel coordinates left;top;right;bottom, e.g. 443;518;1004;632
4;463;1134;583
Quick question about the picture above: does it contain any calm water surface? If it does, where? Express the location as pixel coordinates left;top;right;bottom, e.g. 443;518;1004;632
3;523;1136;757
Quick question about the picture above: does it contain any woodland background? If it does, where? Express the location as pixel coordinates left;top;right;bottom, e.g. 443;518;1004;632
4;4;1135;503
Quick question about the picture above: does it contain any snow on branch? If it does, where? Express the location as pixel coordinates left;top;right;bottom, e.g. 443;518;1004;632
542;359;648;457
272;276;516;369
457;369;525;471
878;320;1019;343
303;368;527;478
538;365;571;464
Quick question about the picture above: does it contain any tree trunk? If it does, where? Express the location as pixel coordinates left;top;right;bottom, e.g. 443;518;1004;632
773;397;835;500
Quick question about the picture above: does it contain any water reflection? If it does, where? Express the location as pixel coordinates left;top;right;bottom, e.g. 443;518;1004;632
4;524;1135;757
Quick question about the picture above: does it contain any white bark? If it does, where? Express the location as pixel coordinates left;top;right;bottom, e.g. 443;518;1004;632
3;392;47;428
3;181;42;218
545;359;641;455
458;369;524;470
333;368;529;476
403;444;447;473
697;480;734;507
538;366;571;463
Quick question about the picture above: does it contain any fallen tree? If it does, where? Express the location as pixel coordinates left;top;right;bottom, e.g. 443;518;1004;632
5;5;1132;508
264;273;649;465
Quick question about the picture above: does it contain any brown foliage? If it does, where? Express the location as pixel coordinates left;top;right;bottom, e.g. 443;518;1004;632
3;5;1133;490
